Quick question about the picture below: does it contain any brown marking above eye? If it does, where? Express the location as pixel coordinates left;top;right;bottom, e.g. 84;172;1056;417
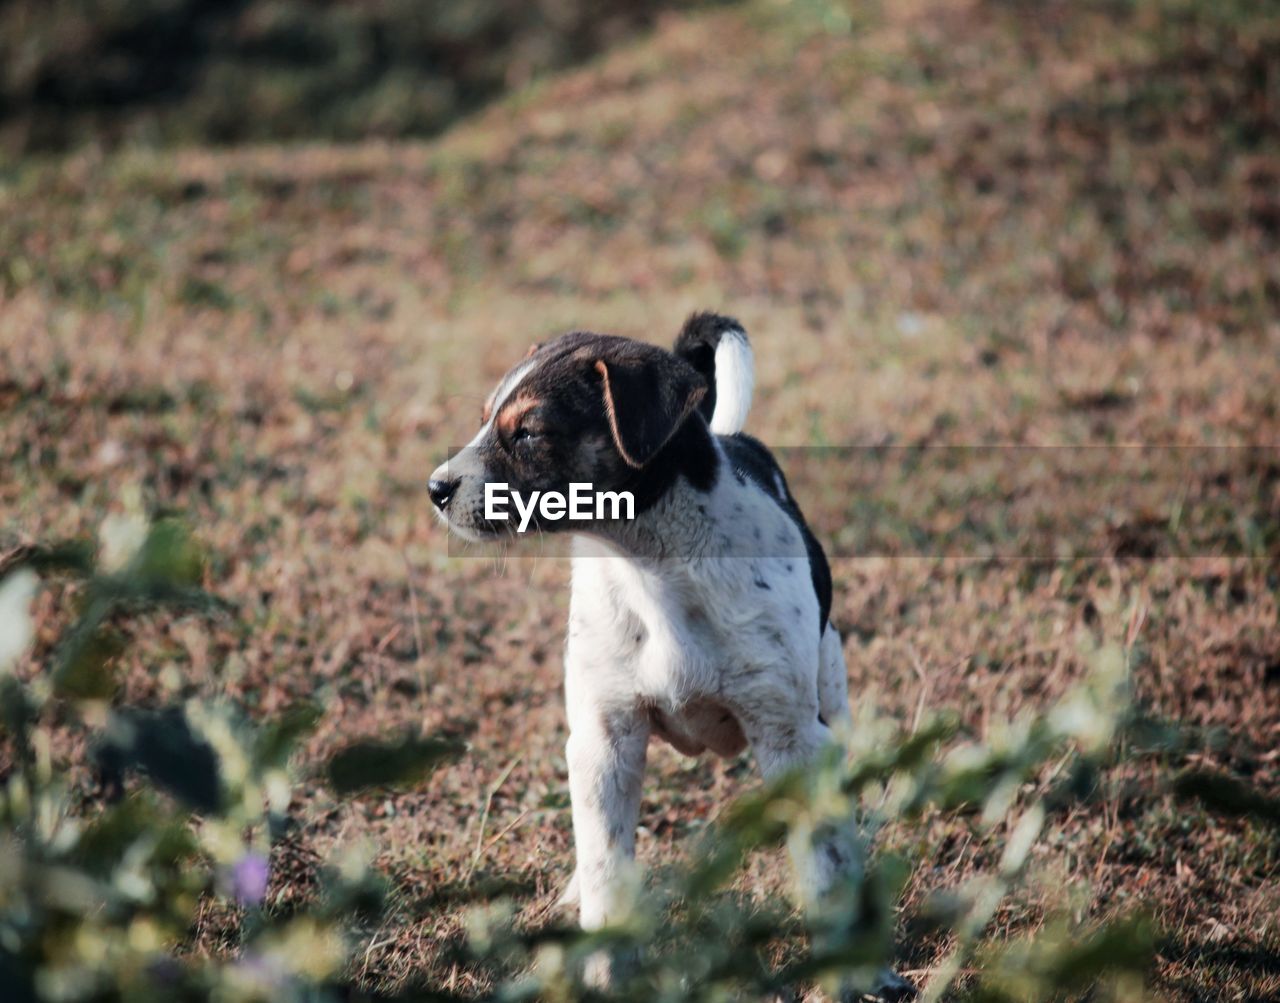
496;394;541;437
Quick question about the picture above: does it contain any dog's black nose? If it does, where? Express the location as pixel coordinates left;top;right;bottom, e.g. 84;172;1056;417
428;477;460;510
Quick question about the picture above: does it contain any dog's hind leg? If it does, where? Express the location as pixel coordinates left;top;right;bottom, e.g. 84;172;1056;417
747;713;865;909
817;625;853;730
744;708;915;1002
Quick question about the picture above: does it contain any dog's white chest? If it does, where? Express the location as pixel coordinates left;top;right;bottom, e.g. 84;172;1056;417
571;558;748;757
567;501;821;759
569;541;724;702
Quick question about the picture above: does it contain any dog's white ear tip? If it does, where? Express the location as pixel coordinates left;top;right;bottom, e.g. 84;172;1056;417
708;328;755;435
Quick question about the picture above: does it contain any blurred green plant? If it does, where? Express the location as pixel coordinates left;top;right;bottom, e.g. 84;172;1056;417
463;641;1160;1003
1;513;1273;1001
0;514;442;1002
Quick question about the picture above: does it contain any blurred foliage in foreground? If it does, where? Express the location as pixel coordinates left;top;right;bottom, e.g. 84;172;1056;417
0;0;722;154
1;513;1276;1001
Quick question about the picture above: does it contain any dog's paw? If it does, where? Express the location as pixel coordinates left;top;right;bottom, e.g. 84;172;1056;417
582;948;612;990
579;944;639;991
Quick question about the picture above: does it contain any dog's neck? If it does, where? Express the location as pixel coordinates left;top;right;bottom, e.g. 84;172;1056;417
585;478;716;560
577;424;723;562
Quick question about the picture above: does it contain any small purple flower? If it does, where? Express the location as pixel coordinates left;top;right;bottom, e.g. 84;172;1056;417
230;852;270;906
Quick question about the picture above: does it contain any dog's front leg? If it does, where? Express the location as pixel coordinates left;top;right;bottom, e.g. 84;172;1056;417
564;709;649;987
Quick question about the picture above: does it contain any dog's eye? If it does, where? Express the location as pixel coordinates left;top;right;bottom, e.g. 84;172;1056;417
512;427;540;444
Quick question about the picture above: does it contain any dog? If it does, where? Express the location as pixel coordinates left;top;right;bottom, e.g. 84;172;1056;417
428;314;913;1000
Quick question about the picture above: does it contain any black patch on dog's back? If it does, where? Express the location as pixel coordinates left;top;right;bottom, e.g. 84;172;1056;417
720;433;832;635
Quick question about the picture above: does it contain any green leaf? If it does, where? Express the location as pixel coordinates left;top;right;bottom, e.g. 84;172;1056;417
840;714;959;797
1173;769;1280;828
253;701;323;771
52;624;124;700
0;675;35;764
94;707;224;814
324;733;466;795
134;520;204;587
0;540;95;578
1039;915;1155;988
70;794;196;877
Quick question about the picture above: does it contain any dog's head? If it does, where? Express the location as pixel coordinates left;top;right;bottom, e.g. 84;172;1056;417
429;332;708;540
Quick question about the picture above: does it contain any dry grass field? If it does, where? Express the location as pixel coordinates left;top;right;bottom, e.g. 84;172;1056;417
2;0;1278;999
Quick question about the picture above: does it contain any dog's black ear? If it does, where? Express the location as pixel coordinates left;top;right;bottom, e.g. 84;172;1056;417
595;348;707;468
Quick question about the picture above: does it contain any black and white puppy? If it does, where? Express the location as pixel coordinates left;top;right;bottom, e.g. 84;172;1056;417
429;314;912;1001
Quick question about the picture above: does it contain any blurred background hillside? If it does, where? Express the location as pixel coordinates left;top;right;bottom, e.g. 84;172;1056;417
0;0;720;153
